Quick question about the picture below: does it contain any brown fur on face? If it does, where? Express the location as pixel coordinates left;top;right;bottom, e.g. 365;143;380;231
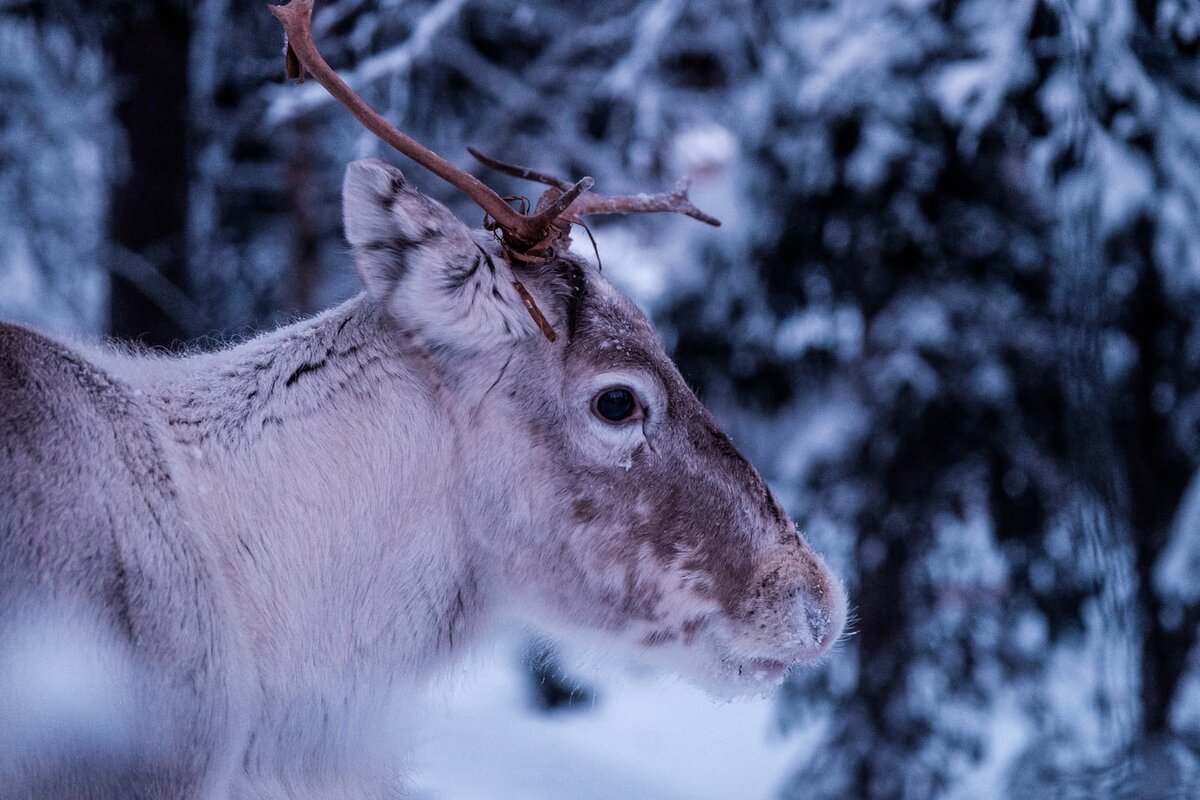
341;156;844;686
469;252;847;689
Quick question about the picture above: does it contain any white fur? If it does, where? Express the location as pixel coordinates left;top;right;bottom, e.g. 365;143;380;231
0;160;846;798
343;158;537;351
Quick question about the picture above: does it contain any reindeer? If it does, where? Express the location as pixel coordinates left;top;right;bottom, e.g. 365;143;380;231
0;1;846;797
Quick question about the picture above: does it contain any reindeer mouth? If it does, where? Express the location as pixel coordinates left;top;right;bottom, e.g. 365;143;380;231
708;634;800;689
723;656;791;684
628;608;829;691
742;658;789;679
706;617;836;688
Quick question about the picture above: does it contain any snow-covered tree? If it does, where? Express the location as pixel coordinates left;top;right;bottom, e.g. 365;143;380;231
647;0;1200;795
0;15;114;333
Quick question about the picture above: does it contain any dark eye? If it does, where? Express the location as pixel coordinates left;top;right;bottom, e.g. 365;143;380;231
593;387;639;423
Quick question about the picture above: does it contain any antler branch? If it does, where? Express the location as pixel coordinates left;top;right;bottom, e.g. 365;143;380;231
269;0;721;264
468;150;720;228
467;147;575;192
569;178;721;227
268;0;589;251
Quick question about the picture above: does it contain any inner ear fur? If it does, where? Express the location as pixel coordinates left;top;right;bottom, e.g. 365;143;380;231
342;158;549;350
343;158;475;298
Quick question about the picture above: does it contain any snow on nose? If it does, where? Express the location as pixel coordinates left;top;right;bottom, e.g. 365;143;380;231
790;578;846;656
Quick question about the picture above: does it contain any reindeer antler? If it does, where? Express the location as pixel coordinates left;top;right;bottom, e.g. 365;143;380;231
468;149;721;228
269;0;592;254
269;0;720;259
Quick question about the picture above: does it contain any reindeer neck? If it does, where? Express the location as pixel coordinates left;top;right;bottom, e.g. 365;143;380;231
121;295;485;679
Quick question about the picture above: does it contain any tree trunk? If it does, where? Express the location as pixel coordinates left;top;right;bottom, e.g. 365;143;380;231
105;1;191;346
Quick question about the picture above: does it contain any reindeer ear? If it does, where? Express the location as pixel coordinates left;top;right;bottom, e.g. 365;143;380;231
342;159;538;349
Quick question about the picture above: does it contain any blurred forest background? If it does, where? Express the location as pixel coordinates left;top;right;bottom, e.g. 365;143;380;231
2;0;1200;796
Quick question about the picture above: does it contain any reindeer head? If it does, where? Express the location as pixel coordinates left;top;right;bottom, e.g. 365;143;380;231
341;159;845;688
274;0;846;689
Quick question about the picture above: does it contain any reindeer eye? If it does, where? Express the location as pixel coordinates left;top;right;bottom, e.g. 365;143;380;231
593;388;639;423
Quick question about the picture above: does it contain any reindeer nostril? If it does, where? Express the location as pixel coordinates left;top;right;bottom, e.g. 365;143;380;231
791;585;843;654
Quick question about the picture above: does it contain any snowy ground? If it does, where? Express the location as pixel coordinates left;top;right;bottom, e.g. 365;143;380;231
408;636;822;800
